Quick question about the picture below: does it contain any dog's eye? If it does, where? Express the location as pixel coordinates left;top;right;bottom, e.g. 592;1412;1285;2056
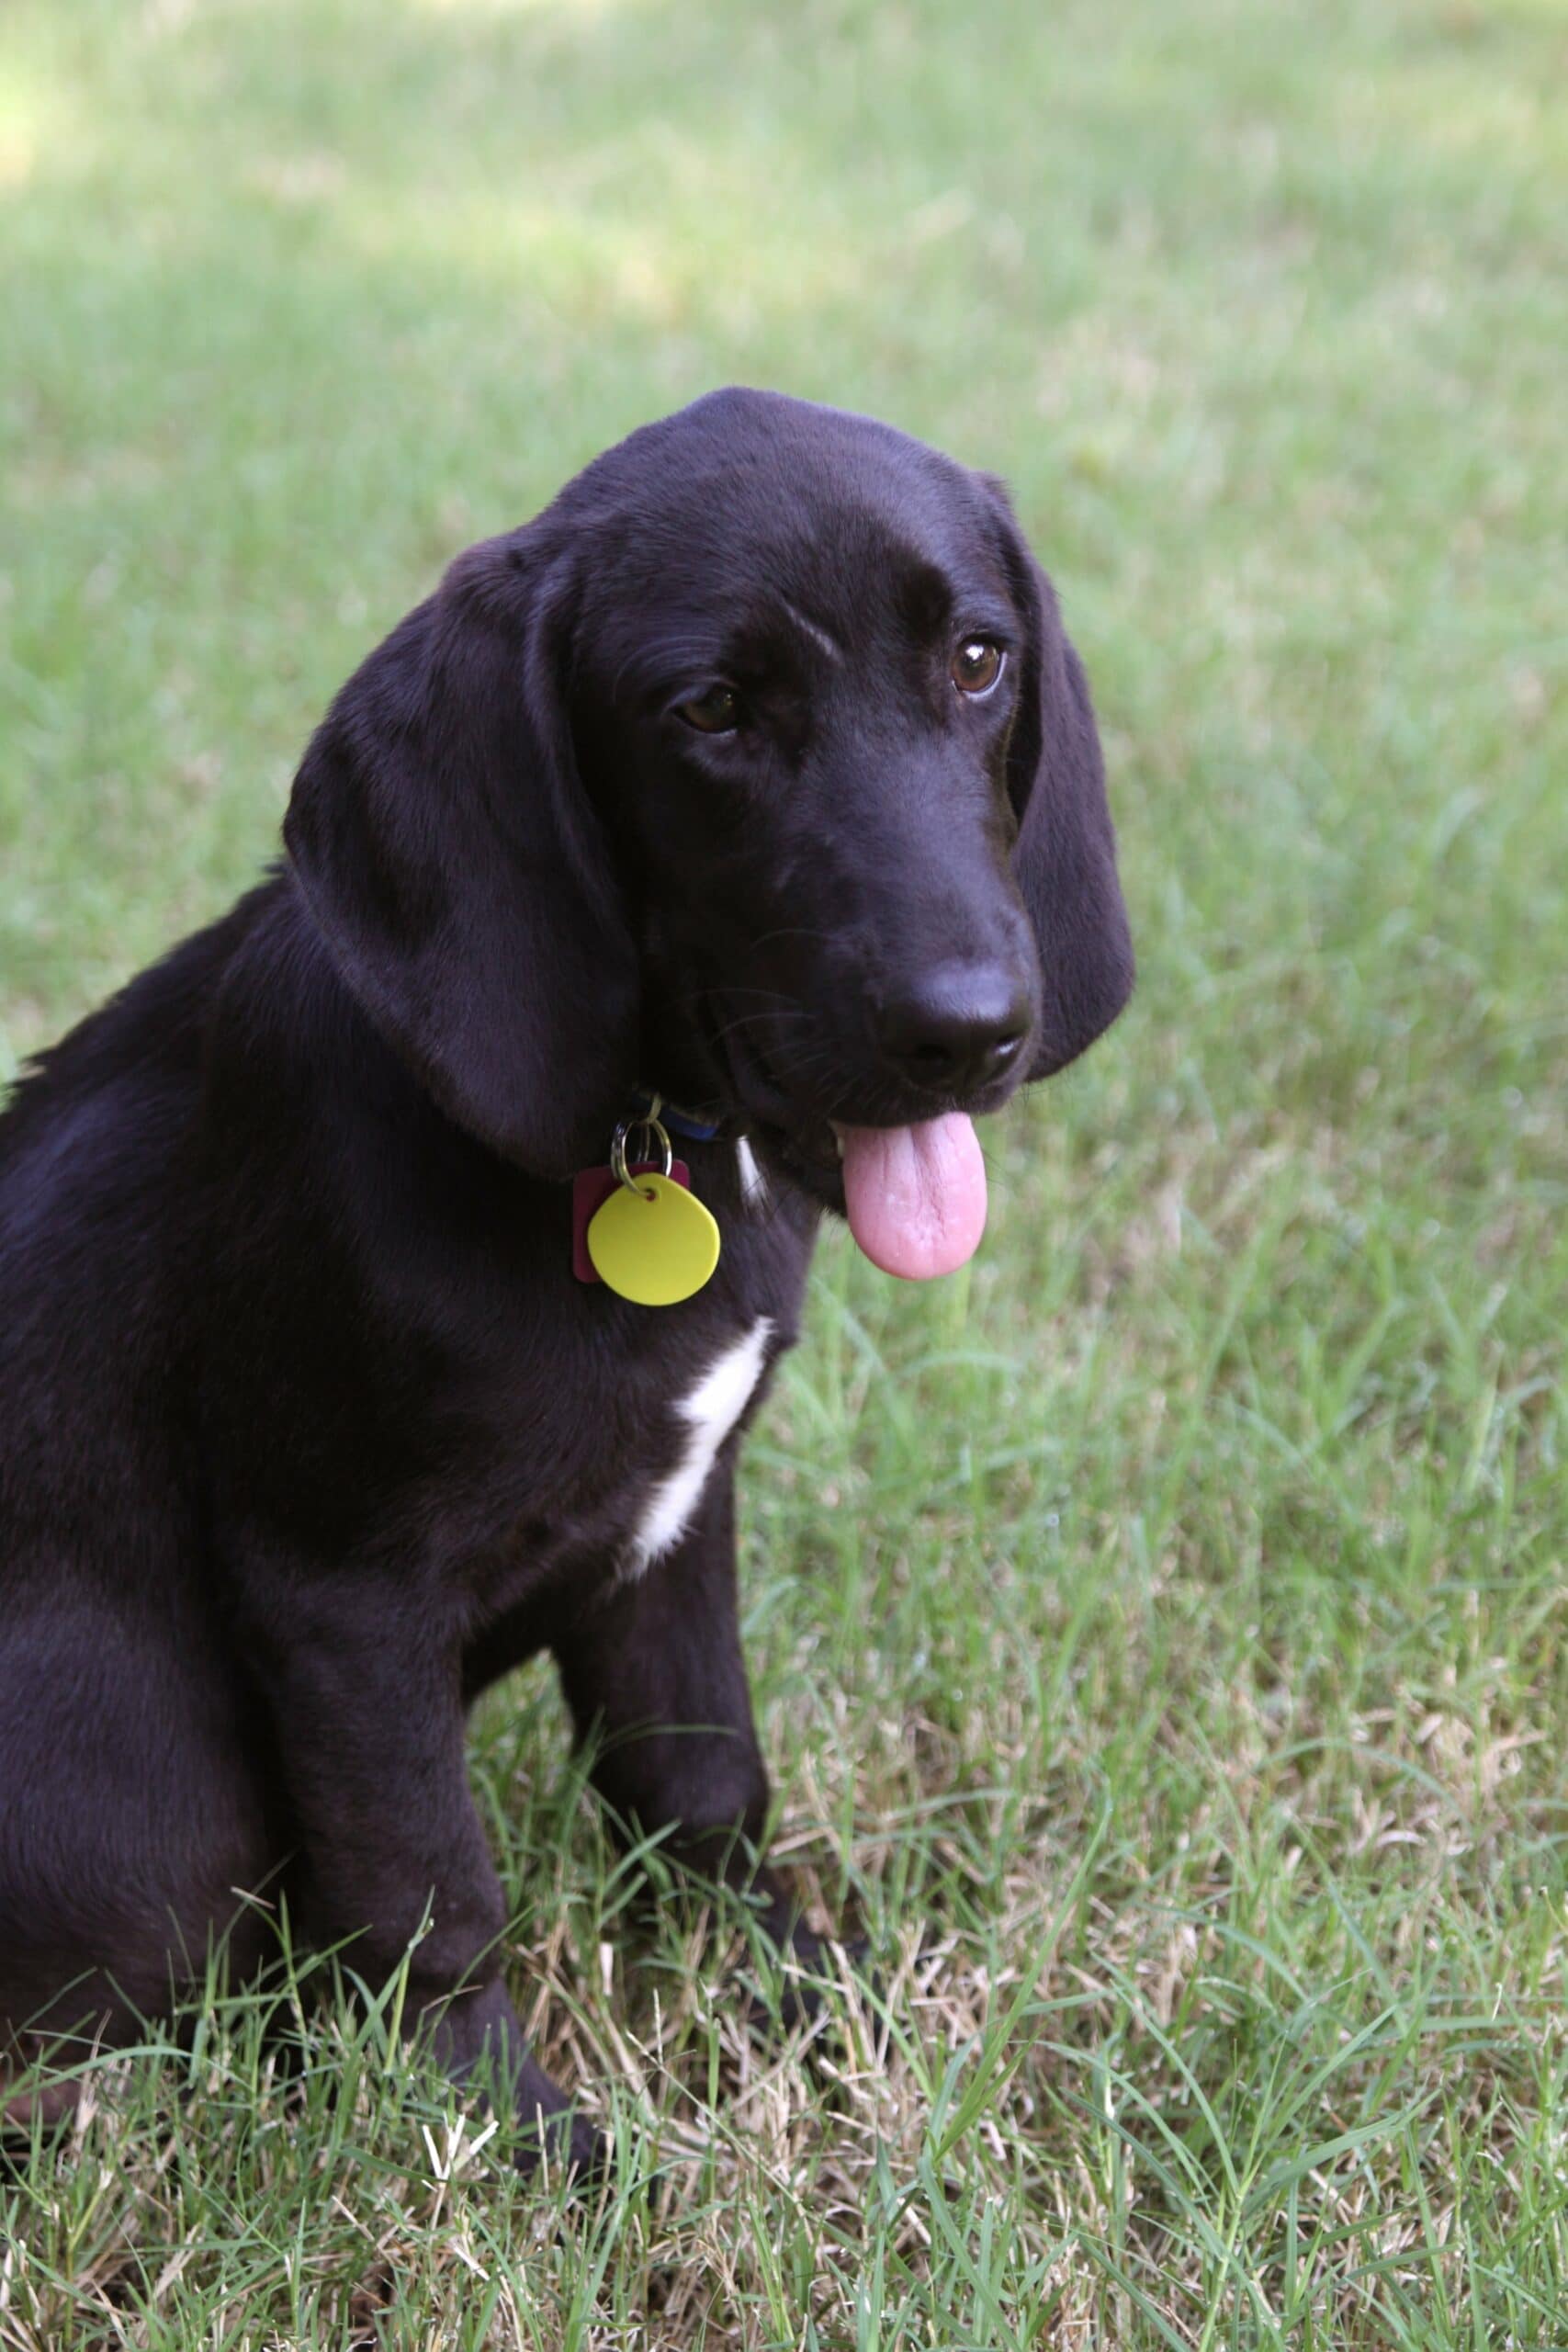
952;639;1004;696
676;684;742;735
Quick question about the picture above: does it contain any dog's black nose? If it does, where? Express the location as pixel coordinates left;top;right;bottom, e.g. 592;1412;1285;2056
875;964;1032;1097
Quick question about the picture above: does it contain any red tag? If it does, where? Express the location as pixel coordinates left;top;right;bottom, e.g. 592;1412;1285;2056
571;1159;692;1283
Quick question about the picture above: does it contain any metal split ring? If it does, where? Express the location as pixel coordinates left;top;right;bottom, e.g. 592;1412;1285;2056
610;1098;673;1197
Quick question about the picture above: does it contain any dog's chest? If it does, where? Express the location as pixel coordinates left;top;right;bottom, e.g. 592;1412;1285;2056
616;1313;773;1573
466;1145;814;1622
479;1300;785;1611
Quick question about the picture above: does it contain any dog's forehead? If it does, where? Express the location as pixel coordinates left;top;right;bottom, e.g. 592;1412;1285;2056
569;395;1010;662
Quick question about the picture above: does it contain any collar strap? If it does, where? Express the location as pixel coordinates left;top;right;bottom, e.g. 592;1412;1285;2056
632;1087;725;1144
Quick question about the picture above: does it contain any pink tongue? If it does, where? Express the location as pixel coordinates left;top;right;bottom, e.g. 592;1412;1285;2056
836;1113;987;1280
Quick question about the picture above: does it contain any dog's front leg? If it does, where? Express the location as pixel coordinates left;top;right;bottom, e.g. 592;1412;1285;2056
553;1473;850;2002
236;1573;598;2174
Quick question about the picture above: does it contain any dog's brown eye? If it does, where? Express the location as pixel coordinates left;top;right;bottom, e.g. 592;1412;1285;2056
677;684;741;735
952;639;1004;696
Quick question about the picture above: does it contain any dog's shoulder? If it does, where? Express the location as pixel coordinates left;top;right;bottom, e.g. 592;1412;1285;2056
0;882;284;1305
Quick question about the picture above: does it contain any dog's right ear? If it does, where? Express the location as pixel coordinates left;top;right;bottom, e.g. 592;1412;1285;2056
284;530;639;1180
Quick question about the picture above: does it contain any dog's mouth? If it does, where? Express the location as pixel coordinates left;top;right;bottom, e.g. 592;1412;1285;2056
700;997;997;1281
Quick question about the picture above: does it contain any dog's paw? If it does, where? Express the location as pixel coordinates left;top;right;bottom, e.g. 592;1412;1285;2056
508;2059;609;2188
742;1928;874;2037
512;2103;609;2188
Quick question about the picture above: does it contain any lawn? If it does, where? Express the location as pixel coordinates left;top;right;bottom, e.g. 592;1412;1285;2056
3;0;1566;2342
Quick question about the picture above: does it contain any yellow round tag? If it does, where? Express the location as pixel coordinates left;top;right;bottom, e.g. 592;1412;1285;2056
586;1173;721;1306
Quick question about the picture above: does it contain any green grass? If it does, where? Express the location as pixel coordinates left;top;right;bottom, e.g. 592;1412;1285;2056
3;0;1566;2341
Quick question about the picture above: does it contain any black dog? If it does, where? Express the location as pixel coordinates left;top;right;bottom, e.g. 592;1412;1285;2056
0;390;1132;2163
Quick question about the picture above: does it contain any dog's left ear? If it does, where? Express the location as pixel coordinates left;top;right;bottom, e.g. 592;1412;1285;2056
284;529;639;1178
982;481;1134;1078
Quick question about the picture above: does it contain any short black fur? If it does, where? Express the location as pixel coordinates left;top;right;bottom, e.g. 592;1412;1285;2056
0;390;1132;2164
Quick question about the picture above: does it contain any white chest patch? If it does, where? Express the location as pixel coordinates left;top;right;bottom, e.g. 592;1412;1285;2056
625;1316;773;1575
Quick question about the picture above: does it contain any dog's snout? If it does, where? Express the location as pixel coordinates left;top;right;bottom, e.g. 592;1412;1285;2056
874;961;1032;1098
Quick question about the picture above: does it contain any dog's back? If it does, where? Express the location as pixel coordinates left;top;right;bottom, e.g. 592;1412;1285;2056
0;896;282;2044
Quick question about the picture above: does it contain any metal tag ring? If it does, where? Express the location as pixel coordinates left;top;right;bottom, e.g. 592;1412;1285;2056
610;1113;673;1197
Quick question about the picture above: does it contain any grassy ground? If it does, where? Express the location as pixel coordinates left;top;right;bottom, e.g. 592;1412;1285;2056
3;0;1566;2342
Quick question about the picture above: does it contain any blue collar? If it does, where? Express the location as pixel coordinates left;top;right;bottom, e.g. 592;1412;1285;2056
631;1087;725;1144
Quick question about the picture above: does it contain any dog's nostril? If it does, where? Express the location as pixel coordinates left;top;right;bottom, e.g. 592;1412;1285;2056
875;966;1032;1097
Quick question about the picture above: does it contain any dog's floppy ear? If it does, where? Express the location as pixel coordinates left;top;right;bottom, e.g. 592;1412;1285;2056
984;482;1134;1078
284;530;638;1178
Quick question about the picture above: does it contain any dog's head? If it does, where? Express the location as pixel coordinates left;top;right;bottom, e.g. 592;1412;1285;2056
286;390;1133;1275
